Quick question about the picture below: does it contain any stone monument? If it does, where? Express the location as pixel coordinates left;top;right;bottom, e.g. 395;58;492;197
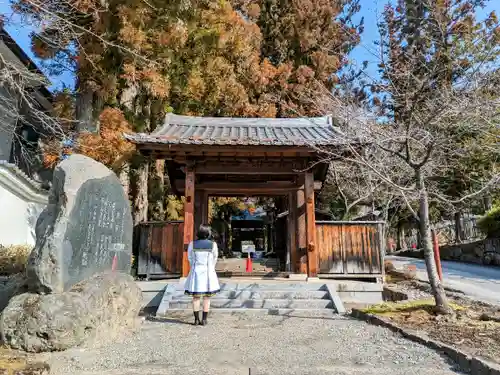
0;155;141;352
26;154;133;293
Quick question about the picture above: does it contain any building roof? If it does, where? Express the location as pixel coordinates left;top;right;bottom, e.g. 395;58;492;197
0;161;49;204
124;113;345;147
0;161;47;191
0;27;52;101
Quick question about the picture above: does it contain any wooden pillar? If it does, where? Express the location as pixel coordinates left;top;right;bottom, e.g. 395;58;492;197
297;185;306;273
182;167;195;277
304;171;317;277
201;191;209;224
194;190;203;231
288;192;298;273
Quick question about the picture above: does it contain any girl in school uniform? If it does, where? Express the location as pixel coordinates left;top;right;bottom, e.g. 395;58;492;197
184;224;220;325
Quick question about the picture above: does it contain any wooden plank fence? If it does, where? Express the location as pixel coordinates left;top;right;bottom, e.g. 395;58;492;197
136;221;184;278
135;220;385;279
316;221;384;276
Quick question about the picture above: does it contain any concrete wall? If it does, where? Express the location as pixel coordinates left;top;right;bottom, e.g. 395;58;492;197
0;163;48;246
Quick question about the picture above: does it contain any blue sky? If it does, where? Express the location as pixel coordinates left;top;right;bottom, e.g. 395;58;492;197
349;0;499;82
0;0;498;92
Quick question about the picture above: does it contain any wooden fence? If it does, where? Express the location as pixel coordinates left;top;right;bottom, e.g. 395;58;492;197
136;220;384;279
136;221;184;278
316;221;384;276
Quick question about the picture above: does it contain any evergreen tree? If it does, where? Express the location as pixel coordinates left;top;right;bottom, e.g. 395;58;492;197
232;0;363;116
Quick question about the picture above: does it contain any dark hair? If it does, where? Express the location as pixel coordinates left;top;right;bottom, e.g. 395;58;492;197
196;224;211;240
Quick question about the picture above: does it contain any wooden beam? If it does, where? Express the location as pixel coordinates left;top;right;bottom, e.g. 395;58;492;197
203;181;297;189
288;192;298;273
138;144;319;154
175;180;323;192
304;171;318;277
182;167;195;277
298;181;323;191
206;192;289;197
193;161;309;175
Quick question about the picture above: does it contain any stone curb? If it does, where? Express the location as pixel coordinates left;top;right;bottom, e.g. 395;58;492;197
325;283;345;314
351;308;500;375
155;284;178;316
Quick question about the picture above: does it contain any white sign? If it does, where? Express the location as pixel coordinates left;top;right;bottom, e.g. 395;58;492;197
241;244;256;253
110;243;126;252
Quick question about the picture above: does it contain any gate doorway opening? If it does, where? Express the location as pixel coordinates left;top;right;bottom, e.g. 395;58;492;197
209;196;285;277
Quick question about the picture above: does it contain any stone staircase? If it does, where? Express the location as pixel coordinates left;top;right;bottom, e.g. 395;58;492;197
155;280;383;317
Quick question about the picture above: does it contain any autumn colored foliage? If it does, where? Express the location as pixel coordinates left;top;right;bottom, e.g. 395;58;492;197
232;0;362;116
76;108;135;166
12;0;363;223
15;0;362;120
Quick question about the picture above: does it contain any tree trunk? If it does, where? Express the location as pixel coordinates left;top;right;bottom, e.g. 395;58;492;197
147;99;165;221
75;79;104;133
148;159;165;221
75;81;94;132
416;169;452;314
454;211;463;244
396;221;404;250
131;97;151;225
483;196;492;211
133;158;149;225
118;163;130;199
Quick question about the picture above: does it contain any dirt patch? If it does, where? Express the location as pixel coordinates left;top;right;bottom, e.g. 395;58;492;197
364;297;500;364
0;347;50;374
0;245;31;276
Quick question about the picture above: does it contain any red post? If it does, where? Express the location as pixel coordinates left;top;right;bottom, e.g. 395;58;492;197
246;252;253;273
111;254;118;272
431;229;443;282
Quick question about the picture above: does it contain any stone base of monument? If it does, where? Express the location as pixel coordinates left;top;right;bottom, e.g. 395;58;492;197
0;272;141;353
0;274;29;312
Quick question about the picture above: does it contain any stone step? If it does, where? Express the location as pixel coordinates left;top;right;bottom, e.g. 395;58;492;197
168;290;330;300
167;298;334;309
155;281;384;316
158;308;339;317
174;282;328;292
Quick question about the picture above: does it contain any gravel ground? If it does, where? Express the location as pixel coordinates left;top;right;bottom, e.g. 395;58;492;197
43;313;463;375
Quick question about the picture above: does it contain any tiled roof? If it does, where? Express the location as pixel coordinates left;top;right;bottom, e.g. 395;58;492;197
0;160;49;204
124;113;344;147
0;161;46;191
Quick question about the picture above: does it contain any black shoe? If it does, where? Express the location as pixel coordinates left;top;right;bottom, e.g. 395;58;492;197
193;311;201;326
201;311;208;326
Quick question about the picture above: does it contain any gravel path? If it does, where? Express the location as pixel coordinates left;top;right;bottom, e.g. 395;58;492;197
45;313;462;375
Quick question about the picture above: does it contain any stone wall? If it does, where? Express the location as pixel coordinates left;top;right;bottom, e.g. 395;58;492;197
398;238;500;266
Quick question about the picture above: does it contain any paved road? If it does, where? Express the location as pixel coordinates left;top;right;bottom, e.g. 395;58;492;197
387;255;500;305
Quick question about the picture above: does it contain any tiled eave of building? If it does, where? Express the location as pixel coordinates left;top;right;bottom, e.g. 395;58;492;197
0;161;49;204
124;113;346;147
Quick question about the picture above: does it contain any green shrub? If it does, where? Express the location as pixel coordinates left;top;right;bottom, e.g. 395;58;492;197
478;205;500;238
0;245;32;275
